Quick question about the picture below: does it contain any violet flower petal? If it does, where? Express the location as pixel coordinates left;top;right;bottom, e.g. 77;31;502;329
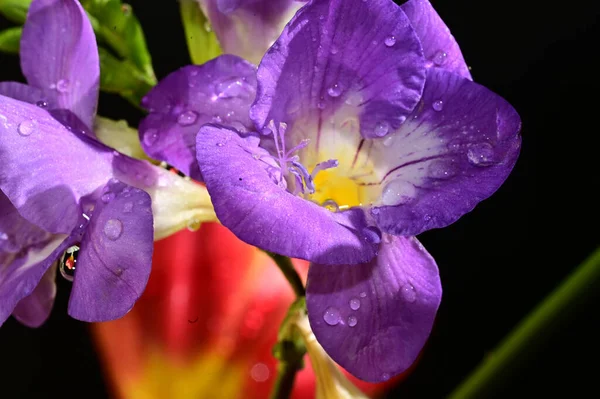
68;180;153;322
306;235;441;382
12;262;57;327
195;124;378;264
0;192;52;254
0;95;113;234
20;0;100;129
250;0;426;140
401;0;472;80
370;68;521;236
0;81;48;105
139;55;256;180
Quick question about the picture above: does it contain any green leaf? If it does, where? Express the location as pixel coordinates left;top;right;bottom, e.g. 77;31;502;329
179;0;222;65
0;0;31;24
0;26;21;53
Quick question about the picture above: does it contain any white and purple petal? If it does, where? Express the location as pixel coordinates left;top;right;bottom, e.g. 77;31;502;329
20;0;100;129
369;69;521;236
306;235;441;382
195;124;379;265
0;81;49;106
139;55;257;180
401;0;472;79
68;180;153;322
12;262;57;327
0;95;113;233
250;0;426;142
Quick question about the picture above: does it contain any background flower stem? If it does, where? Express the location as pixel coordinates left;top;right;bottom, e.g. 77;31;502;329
266;251;306;297
448;247;600;399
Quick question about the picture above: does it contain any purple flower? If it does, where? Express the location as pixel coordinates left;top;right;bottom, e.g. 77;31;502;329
141;0;521;381
0;0;215;327
196;0;308;64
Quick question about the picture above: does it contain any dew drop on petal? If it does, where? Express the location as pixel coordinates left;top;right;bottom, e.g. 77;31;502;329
374;121;390;137
349;298;361;310
217;77;251;99
363;226;382;244
323;307;341;326
103;219;123;241
18;120;37;136
177;110;199;126
322;199;339;212
187;217;201;232
347;316;358;327
123;202;133;213
101;192;115;203
381;180;415;206
371;207;380;215
55;79;70;93
467;142;496;166
35;100;48;108
384;36;396;47
428;160;457;179
143;128;158;146
432;100;444;111
359;291;367;298
382;373;391;381
382;134;395;147
330;45;339;54
327;84;342;97
401;284;417;303
432;50;447;66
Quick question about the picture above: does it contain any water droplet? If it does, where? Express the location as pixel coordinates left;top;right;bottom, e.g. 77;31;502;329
382;134;395;147
359;291;367;298
371;207;380;215
59;244;80;282
123;202;133;213
217;77;251;99
382;373;391;381
428;160;457;179
250;363;270;382
330;45;339;54
103;219;123;241
345;92;363;106
55;79;70;93
187;218;201;232
374;121;390;137
203;20;212;32
17;120;37;136
424;214;432;221
143;128;158;146
101;192;115;203
349;298;361;310
402;284;417;303
432;50;448;66
347;316;358;327
36;100;48;108
363;226;382;244
216;142;225;147
322;199;339;212
384;36;396;47
317;100;326;109
261;127;272;135
323;307;341;326
381;180;415;206
177;110;199;126
432;100;444;111
467;142;496;166
327;84;342;97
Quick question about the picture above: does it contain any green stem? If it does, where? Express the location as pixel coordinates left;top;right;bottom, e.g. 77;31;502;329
269;341;306;399
266;251;306;298
448;247;600;399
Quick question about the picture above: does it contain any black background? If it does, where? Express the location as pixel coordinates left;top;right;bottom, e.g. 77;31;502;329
1;0;599;398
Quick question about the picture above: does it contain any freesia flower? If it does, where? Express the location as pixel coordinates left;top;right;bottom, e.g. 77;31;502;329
194;0;308;64
0;0;215;327
142;0;521;382
93;224;397;398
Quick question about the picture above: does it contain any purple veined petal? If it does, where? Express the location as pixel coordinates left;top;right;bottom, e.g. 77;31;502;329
0;82;49;106
0;191;52;254
12;262;57;327
306;235;442;382
198;0;307;64
368;68;521;236
250;0;426;143
401;0;472;80
0;234;72;327
139;55;257;180
195;124;379;265
68;180;153;322
20;0;100;129
0;95;114;233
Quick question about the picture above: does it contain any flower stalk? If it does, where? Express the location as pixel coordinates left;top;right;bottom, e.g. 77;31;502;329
448;247;600;399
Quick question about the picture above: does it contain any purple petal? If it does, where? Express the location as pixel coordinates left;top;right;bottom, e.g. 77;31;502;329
68;180;153;322
20;0;100;128
250;0;426;140
306;235;441;382
0;234;72;327
0;95;113;233
401;0;472;79
0;192;52;254
139;55;257;180
12;262;57;327
199;0;307;64
195;124;378;264
0;82;49;105
370;68;521;236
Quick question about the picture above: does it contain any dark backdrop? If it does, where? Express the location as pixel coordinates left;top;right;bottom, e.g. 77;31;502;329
1;0;599;398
